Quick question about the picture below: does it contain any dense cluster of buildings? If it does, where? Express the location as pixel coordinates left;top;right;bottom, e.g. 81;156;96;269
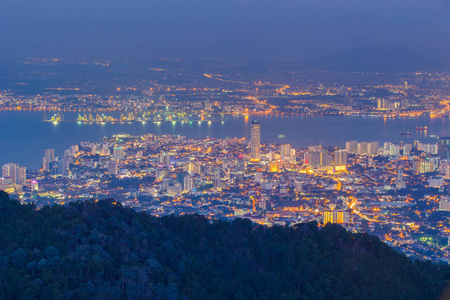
1;67;449;120
1;120;449;264
1;62;450;263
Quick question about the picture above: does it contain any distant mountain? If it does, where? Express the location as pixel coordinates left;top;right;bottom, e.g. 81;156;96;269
304;44;447;73
0;191;449;299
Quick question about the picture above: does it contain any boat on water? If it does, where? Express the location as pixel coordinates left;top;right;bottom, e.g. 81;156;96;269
416;126;428;130
399;132;411;136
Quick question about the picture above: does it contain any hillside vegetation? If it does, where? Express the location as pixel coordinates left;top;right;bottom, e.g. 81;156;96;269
0;191;449;299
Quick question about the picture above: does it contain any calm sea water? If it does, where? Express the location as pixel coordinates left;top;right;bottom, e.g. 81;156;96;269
1;111;448;169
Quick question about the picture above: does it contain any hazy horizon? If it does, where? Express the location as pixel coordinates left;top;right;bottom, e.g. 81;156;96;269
1;0;450;62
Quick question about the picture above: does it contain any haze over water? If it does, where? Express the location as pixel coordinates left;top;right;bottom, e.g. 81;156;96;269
0;111;447;169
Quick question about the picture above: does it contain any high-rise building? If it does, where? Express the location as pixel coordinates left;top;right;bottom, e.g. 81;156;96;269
412;160;434;174
344;93;352;107
58;157;69;175
42;157;49;171
321;151;333;166
305;151;321;167
43;149;55;171
157;152;171;166
18;167;26;185
251;120;261;161
305;150;332;167
113;147;125;159
345;141;358;154
357;142;368;155
438;137;450;160
183;175;194;192
2;163;18;183
441;160;450;179
334;210;350;224
213;167;221;189
334;149;348;166
281;144;291;160
377;99;387;110
108;161;118;175
367;142;379;155
395;169;406;190
45;149;55;162
2;163;26;185
323;211;334;224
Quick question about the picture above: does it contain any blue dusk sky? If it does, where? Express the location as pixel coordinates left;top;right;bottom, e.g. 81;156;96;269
0;0;449;61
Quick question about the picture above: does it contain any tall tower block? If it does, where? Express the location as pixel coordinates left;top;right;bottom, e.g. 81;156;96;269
251;120;261;161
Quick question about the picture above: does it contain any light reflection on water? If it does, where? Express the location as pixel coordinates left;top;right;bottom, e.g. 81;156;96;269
0;111;448;169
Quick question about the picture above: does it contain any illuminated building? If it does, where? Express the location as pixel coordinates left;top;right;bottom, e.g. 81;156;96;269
439;197;450;212
2;163;26;185
333;149;348;166
42;148;55;171
113;147;125;159
31;180;39;191
18;167;26;185
45;148;55;162
357;142;368;155
412;160;434;174
323;210;333;224
305;149;332;167
323;210;350;224
305;151;321;167
281;144;291;160
251;120;261;161
345;141;358;154
377;99;387;109
183;175;194;192
367;142;379;155
418;143;438;155
2;163;18;183
438;137;450;160
334;210;350;224
268;161;279;172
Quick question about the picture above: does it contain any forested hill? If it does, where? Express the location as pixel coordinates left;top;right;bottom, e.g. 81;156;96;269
0;191;449;300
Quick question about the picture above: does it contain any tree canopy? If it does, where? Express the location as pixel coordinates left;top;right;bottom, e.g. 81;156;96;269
0;191;449;299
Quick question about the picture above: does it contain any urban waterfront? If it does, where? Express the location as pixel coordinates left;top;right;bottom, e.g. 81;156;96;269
0;110;448;169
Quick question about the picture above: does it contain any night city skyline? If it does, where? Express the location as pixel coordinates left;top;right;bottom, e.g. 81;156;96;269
0;0;450;299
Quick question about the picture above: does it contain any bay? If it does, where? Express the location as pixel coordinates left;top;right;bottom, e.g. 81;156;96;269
0;111;448;169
